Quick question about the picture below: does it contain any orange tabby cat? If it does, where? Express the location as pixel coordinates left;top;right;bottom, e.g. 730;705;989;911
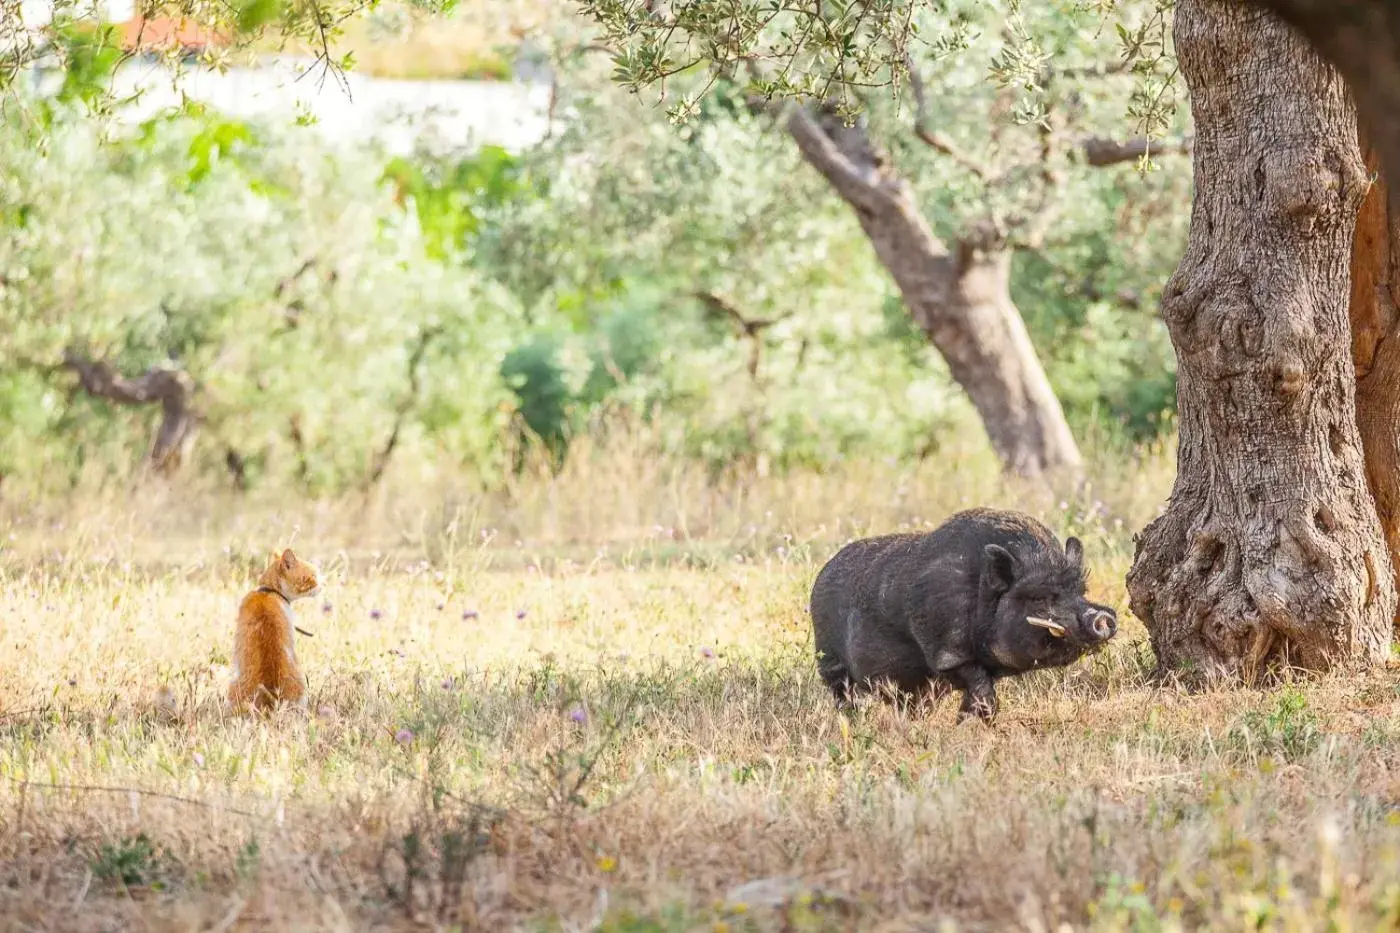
227;548;321;713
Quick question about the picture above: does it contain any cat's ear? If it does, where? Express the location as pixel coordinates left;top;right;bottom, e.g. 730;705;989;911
281;548;298;568
268;550;282;567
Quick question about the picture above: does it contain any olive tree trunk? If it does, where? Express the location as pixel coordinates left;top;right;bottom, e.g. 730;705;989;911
1349;133;1400;631
786;108;1082;479
1126;0;1394;679
1259;1;1400;194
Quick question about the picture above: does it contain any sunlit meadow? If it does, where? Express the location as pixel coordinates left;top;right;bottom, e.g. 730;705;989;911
5;439;1400;931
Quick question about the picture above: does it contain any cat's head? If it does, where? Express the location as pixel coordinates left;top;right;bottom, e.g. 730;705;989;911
261;548;321;601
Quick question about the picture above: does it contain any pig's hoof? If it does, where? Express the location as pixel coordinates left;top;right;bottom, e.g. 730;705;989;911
956;696;998;724
956;713;996;727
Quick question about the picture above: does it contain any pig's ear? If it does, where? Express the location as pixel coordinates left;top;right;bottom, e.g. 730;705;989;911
982;544;1017;594
1065;537;1084;570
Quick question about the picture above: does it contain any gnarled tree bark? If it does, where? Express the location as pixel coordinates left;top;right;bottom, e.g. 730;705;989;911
786;107;1083;479
1127;0;1394;679
1349;130;1400;631
1259;1;1400;198
62;350;197;474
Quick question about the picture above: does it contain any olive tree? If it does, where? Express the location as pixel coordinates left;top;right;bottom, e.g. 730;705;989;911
774;2;1189;478
566;0;1400;679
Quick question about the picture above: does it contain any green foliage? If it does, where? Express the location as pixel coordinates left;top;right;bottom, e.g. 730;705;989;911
0;99;518;492
498;294;677;465
235;0;288;34
183;109;258;187
0;0;464;106
476;76;985;471
1012;219;1181;440
1089;873;1167;932
581;0;969;121
382;144;534;259
235;837;262;880
1229;688;1323;762
572;0;1182;146
49;20;125;111
833;2;1193;437
0;0;1195;491
479;46;1187;464
91;833;170;889
501;333;576;459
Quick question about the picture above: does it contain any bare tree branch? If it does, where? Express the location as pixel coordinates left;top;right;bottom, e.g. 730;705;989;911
693;291;787;336
1040;60;1132;83
288;413;312;487
694;291;790;380
273;258;319;299
224;446;248;491
1079;135;1194;166
61;349;196;473
367;327;439;486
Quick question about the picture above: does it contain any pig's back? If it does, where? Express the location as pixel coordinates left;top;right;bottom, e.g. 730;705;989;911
920;508;1061;570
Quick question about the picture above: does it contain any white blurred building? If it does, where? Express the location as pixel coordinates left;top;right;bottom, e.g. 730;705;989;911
8;0;553;156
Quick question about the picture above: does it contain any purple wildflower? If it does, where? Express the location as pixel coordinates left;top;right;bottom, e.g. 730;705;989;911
395;728;414;745
515;610;528;620
568;706;588;725
370;608;383;620
700;646;716;659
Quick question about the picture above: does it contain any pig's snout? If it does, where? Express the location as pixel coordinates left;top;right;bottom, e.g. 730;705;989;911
1083;607;1117;643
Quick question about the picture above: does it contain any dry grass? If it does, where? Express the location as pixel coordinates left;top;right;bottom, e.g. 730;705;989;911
5;438;1400;931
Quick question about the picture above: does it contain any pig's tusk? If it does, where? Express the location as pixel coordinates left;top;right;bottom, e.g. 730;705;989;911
1026;616;1066;638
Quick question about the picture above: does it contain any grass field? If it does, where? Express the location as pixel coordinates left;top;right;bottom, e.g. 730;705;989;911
5;440;1400;931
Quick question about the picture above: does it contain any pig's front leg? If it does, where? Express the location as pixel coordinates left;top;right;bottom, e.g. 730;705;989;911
951;663;998;723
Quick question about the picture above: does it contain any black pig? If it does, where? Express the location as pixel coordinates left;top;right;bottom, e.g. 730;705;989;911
809;508;1116;722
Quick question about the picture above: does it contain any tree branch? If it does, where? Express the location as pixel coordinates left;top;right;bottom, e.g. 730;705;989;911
61;349;196;473
694;291;789;380
1080;135;1194;167
785;106;891;213
288;413;312;487
1039;60;1132;84
367;327;439;486
906;56;994;183
693;291;787;336
224;446;248;492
